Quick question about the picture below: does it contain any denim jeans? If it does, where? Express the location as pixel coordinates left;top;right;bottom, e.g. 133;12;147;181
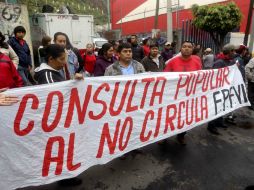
17;65;32;86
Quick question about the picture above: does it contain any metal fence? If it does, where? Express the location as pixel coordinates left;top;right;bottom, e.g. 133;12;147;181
181;20;230;54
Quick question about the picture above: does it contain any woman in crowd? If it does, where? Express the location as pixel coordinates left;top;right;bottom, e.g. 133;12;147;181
53;32;83;79
82;43;96;76
0;51;23;89
142;38;150;56
110;40;120;60
34;44;82;186
94;43;116;76
34;44;83;83
38;35;51;65
64;33;84;73
0;31;19;68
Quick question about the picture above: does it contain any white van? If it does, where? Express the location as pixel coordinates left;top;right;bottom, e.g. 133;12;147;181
92;37;108;50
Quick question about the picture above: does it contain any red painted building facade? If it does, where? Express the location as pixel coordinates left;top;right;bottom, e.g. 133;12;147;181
110;0;251;36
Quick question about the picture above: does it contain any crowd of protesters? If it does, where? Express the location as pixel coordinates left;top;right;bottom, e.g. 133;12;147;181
0;25;254;186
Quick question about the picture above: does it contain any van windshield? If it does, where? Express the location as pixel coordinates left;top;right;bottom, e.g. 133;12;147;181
95;41;107;48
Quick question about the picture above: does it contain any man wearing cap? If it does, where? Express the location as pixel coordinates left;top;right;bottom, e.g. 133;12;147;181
203;48;215;69
213;44;236;69
161;42;174;62
207;44;236;135
235;44;247;81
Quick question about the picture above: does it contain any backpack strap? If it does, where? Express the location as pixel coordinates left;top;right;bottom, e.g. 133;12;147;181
0;59;11;64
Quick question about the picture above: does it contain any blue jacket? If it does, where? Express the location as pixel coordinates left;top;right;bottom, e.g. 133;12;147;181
8;37;32;68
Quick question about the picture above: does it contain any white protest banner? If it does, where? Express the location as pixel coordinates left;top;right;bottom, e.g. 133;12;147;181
0;65;250;189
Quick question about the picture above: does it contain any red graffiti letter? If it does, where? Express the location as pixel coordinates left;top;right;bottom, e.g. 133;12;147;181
64;86;92;128
42;91;63;132
126;80;138;112
164;104;177;134
140;110;154;142
42;136;64;177
96;120;121;158
175;74;190;100
109;81;131;116
14;94;39;136
150;77;167;106
119;117;133;151
89;83;110;120
140;77;155;109
67;133;81;171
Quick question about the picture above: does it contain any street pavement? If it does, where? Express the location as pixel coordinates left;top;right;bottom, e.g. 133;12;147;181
20;107;254;190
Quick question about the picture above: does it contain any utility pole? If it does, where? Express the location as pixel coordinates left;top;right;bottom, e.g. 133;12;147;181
176;0;180;29
167;0;173;42
249;7;254;54
154;0;159;29
243;0;254;45
107;0;111;30
120;0;123;34
144;8;146;33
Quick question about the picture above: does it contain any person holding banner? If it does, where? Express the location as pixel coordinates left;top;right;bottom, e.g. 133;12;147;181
104;42;145;76
34;44;83;186
207;44;237;135
104;42;145;158
34;44;83;84
53;32;83;80
164;40;202;145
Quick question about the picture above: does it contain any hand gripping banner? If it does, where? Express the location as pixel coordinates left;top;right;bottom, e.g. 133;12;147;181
0;65;250;189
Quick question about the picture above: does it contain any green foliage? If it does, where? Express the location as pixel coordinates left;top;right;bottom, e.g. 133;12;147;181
192;2;242;35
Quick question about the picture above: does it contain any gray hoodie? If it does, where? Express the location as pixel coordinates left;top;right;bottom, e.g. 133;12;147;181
245;58;254;83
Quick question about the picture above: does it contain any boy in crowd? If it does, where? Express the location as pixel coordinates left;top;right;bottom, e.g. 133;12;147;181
105;42;145;76
8;26;33;85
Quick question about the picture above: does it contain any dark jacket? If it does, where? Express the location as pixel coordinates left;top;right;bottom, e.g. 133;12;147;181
38;46;47;64
0;52;23;89
161;48;173;62
72;47;84;73
94;55;116;76
131;44;145;62
141;55;165;72
213;53;235;69
8;37;32;68
34;63;65;84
